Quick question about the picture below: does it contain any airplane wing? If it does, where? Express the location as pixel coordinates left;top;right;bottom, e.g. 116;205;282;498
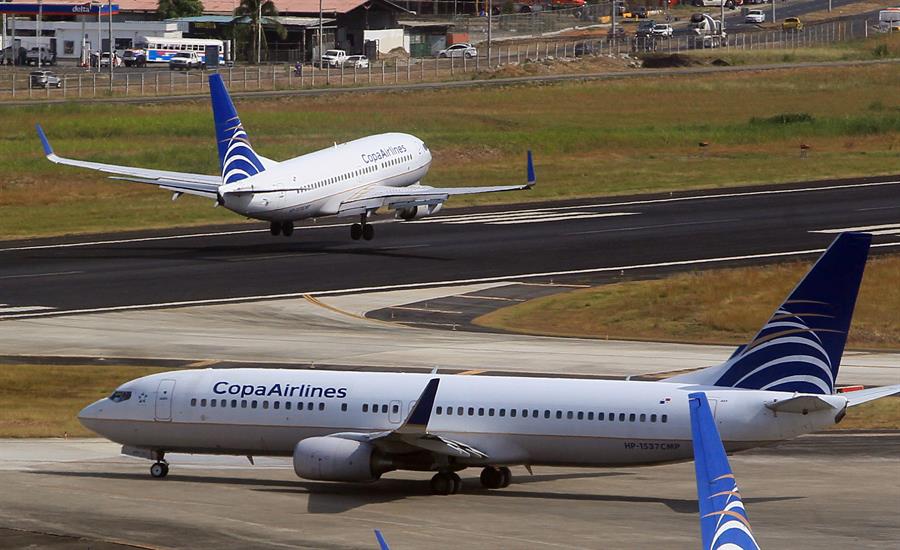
36;124;221;199
334;151;536;217
330;378;489;460
843;384;900;407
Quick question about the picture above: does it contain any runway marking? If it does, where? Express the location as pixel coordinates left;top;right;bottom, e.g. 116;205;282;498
0;305;55;314
3;241;899;320
487;212;639;225
302;295;402;328
457;295;525;302
0;270;84;280
458;369;486;375
811;222;900;235
856;205;900;212
2;180;896;252
187;359;220;368
389;306;463;314
566;218;741;236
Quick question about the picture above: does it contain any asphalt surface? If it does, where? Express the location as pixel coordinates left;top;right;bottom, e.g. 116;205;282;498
0;433;897;549
2;176;900;319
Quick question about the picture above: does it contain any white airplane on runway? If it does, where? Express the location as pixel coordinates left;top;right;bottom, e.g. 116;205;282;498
36;75;534;241
78;233;900;494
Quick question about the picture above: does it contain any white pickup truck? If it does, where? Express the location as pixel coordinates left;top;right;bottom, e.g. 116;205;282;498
319;49;347;68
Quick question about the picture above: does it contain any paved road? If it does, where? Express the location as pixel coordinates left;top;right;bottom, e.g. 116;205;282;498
2;176;900;319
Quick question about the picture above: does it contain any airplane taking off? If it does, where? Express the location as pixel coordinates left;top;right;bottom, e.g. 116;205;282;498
689;392;761;550
36;75;534;241
78;233;900;494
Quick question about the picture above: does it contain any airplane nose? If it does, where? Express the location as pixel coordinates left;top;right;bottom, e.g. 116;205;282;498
78;399;106;432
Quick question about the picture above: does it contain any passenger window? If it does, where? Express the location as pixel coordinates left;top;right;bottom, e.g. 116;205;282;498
241;400;247;408
308;402;314;411
509;409;516;418
371;403;378;412
191;398;197;406
446;407;453;416
200;399;207;407
262;401;269;409
273;401;280;410
532;409;539;418
436;406;443;415
619;413;626;422
392;404;399;414
544;410;550;419
381;404;388;413
661;414;668;423
231;399;237;408
578;412;584;420
556;411;562;419
468;407;474;416
629;413;636;422
609;412;615;421
251;400;258;409
598;412;605;421
457;407;463;415
640;413;646;422
567;411;574;420
286;402;292;410
319;403;325;411
478;408;485;416
362;404;368;412
220;399;226;407
650;414;657;422
210;399;217;408
499;409;506;417
341;403;347;412
488;408;495;416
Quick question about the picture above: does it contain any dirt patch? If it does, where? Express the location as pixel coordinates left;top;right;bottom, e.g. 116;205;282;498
639;53;704;68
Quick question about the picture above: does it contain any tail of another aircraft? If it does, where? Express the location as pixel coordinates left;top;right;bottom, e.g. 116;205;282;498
208;74;268;184
667;233;871;395
689;392;761;550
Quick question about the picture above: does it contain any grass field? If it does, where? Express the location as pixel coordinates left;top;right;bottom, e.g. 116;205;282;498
0;364;175;437
1;59;898;239
475;254;900;349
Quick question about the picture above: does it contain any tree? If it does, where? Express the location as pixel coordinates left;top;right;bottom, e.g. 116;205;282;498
157;0;204;19
234;0;286;64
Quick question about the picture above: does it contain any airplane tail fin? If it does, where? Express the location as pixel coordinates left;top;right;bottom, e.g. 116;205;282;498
667;233;871;395
208;74;267;184
689;392;760;550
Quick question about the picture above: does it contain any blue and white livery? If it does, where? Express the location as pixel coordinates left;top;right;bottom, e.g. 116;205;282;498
36;75;534;241
690;392;761;550
77;233;900;493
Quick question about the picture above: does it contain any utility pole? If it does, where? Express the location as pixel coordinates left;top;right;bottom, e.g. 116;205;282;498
772;0;776;23
257;0;262;64
720;0;725;47
611;1;617;46
96;0;101;72
107;0;113;90
37;0;42;68
318;0;323;66
487;0;492;68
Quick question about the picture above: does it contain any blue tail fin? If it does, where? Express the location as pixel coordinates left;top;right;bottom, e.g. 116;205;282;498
374;529;390;550
714;233;871;394
689;392;760;550
209;74;266;184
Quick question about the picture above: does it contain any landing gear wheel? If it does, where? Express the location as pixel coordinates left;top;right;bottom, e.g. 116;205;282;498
270;221;282;236
430;472;459;495
362;223;374;241
281;221;294;237
150;462;169;478
350;223;362;240
480;466;510;489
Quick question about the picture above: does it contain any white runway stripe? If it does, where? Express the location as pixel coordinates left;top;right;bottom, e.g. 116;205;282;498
0;305;55;313
488;212;639;225
811;222;900;234
412;210;558;224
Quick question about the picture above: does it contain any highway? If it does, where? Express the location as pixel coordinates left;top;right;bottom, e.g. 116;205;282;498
2;176;899;319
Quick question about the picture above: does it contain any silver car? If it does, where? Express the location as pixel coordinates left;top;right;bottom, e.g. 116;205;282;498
30;70;62;89
344;55;369;69
438;43;477;58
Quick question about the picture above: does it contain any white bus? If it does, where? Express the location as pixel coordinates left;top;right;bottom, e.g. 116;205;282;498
138;36;231;65
879;8;900;32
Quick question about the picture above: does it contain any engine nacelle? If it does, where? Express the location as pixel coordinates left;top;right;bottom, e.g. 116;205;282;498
396;203;443;221
293;436;383;482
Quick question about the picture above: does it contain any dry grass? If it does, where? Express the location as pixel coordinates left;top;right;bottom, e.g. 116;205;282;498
0;364;175;438
475;254;900;349
834;397;900;430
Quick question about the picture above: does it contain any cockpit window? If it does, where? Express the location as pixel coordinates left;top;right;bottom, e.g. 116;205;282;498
109;390;132;403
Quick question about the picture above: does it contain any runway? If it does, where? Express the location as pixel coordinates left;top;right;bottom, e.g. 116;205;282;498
0;433;897;549
2;176;900;319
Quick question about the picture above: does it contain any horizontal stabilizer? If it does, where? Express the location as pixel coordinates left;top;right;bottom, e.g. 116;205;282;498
765;394;837;414
845;384;900;407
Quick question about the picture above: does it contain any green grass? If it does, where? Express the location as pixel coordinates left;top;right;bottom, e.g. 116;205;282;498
2;62;899;238
0;364;176;438
474;254;900;349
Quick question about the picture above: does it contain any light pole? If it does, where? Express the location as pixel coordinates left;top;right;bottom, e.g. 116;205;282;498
487;0;492;68
107;0;113;89
720;0;725;47
95;0;101;72
318;0;322;65
36;0;42;68
257;0;262;64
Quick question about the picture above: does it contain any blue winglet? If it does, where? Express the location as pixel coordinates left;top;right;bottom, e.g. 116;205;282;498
36;124;53;156
689;392;760;550
405;378;440;428
526;150;536;185
374;529;390;550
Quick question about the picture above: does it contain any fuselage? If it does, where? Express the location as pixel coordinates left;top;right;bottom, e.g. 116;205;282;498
79;368;846;468
218;132;432;222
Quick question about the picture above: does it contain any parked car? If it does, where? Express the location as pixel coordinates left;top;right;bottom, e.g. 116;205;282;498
744;9;766;24
98;52;123;68
123;49;147;67
635;20;657;37
344;55;369;69
30;70;61;88
782;17;804;31
25;47;56;66
650;24;674;37
169;52;204;70
438;43;477;58
319;49;348;67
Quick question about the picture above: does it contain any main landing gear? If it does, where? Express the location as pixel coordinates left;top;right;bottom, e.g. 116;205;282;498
269;221;294;237
350;213;374;241
430;471;462;495
150;458;169;479
479;466;511;489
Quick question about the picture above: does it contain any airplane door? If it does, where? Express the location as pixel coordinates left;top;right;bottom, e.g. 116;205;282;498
155;379;176;421
389;400;403;424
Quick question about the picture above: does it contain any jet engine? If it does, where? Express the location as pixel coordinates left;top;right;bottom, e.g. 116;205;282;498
395;203;443;221
293;436;391;482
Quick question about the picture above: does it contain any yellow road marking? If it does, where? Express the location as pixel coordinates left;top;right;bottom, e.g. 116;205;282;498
458;369;485;375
